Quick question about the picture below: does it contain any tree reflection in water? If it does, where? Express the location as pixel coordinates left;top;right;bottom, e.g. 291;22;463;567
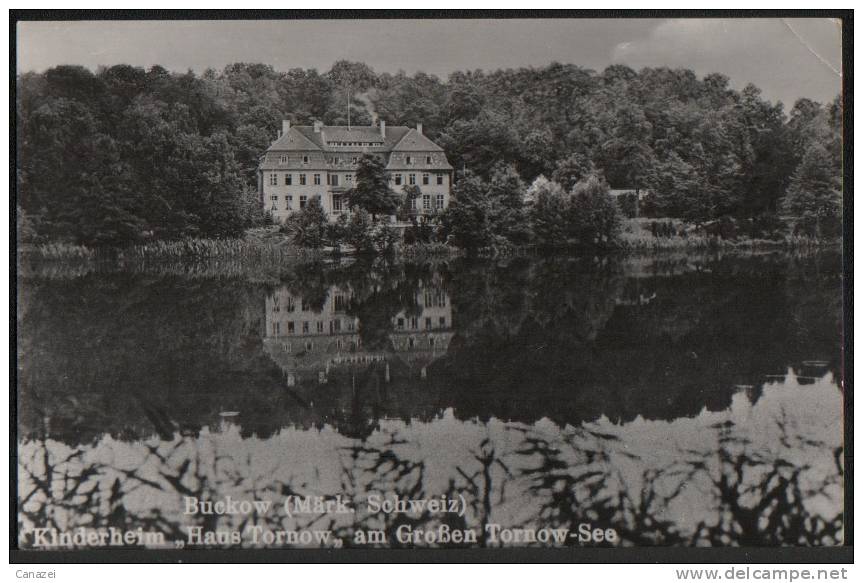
19;372;842;548
17;251;843;548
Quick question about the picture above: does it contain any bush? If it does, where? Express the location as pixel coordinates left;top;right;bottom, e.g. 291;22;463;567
529;174;622;249
371;221;399;255
569;175;622;247
282;197;327;249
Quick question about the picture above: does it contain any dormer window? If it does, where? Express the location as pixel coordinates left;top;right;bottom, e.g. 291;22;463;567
426;156;432;164
406;156;412;165
302;155;309;164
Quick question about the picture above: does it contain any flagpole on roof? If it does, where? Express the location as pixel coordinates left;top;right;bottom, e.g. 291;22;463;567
347;84;351;131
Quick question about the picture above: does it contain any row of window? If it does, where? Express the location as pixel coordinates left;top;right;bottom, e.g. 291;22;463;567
396;316;448;330
278;155;312;165
412;194;445;211
403;156;434;165
326;142;384;148
268;172;446;187
268;173;332;186
277;154;435;165
270;316;448;337
271;319;357;336
393;173;446;186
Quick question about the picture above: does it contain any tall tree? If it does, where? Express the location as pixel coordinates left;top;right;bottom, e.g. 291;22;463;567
781;144;842;237
346;154;400;220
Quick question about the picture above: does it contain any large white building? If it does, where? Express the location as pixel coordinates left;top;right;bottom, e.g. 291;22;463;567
258;120;454;222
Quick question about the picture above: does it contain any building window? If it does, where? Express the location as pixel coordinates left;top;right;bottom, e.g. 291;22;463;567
425;317;432;330
269;173;278;186
331;174;339;187
302;322;309;334
346;174;353;183
313;174;321;185
406;156;412;165
426;156;432;164
285;174;292;185
272;322;280;335
436;194;444;209
423;193;431;210
300;195;308;209
287;321;295;334
280;155;288;164
352;156;358;164
410;316;418;329
299;174;307;185
270;195;279;201
410;197;417;210
436;174;444;185
409;174;416;185
394;174;402;186
302;155;309;164
397;318;405;330
332;195;343;212
317;321;324;333
439;316;446;327
422;173;430;185
286;195;293;209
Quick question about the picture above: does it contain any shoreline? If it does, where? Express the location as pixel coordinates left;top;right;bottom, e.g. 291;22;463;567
17;235;839;264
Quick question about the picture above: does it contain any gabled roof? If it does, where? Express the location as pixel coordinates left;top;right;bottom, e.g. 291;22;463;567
391;129;446;153
267;127;324;151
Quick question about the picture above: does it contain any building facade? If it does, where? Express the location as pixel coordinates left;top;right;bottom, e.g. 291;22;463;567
258;120;454;222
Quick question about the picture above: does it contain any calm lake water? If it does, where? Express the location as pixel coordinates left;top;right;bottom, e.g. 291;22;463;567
17;250;844;548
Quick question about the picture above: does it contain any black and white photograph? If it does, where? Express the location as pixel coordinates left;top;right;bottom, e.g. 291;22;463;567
11;12;851;562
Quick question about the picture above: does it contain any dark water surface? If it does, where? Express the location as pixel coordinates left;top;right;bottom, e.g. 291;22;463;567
17;251;844;548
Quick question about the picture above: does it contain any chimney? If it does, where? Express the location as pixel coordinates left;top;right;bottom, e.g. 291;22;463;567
380;120;386;139
313;120;323;133
416;122;423;135
282;120;291;135
371;112;379;127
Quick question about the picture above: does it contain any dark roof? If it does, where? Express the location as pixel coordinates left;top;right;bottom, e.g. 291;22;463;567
268;125;413;152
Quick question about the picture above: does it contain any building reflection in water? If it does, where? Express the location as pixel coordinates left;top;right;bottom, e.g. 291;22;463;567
263;282;453;389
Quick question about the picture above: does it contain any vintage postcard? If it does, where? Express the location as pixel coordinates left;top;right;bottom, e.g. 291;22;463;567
12;13;850;562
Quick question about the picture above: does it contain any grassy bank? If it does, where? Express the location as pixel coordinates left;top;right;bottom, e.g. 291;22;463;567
617;232;837;252
18;226;838;265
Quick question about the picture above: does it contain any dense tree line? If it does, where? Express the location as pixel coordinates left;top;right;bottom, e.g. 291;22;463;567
17;61;842;246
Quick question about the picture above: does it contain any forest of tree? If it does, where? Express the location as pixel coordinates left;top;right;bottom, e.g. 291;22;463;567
16;60;843;247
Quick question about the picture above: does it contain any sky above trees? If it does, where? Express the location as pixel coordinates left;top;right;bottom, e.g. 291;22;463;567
17;18;842;106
